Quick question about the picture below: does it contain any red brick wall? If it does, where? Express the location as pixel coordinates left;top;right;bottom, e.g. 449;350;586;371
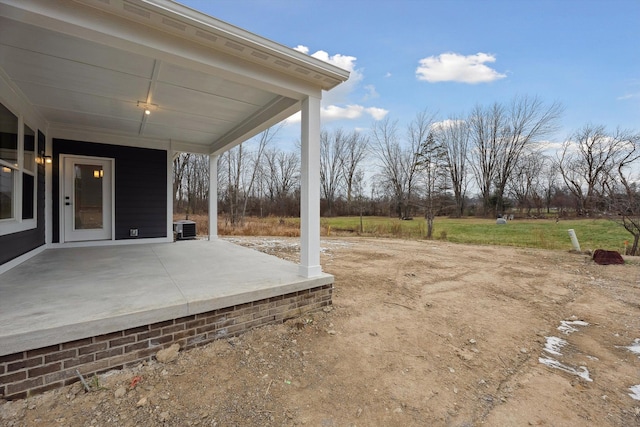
0;284;332;400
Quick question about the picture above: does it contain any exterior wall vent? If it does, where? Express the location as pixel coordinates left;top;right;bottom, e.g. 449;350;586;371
173;220;196;240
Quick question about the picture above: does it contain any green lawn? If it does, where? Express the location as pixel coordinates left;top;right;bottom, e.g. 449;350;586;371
322;216;631;252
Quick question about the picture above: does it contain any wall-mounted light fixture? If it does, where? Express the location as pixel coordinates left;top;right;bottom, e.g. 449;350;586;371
37;151;52;165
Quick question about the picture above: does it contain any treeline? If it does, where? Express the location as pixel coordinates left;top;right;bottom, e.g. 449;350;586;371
174;95;640;253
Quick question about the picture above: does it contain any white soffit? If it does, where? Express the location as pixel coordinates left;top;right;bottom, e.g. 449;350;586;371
0;0;350;153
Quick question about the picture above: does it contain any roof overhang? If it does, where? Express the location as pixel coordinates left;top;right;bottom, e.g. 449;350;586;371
0;0;350;154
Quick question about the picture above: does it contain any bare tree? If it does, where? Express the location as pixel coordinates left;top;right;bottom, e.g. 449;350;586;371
371;116;424;219
433;117;469;217
189;154;209;214
508;152;547;216
222;144;243;225
468;102;503;215
173;153;209;216
470;96;562;216
605;130;640;254
263;148;300;216
494;96;562;214
173;153;191;209
417;131;447;238
540;160;560;214
221;126;279;226
320;129;347;216
371;118;402;217
239;126;275;220
557;124;629;215
340;130;369;215
352;168;367;232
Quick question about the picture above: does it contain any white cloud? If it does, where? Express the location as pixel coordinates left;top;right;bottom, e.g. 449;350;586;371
296;46;364;107
431;119;466;131
323;105;365;120
308;50;358;73
283;112;301;126
287;45;389;124
385;72;392;78
321;105;388;122
315;53;363;106
363;84;379;100
416;52;506;84
617;92;640;100
366;107;388;120
283;105;389;125
533;140;564;154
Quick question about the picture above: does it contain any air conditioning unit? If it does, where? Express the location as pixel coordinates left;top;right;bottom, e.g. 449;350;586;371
173;220;196;240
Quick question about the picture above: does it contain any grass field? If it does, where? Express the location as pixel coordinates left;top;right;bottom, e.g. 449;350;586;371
176;214;632;253
322;216;631;252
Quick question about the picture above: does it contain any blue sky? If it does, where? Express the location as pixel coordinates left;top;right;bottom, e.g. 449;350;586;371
179;0;639;145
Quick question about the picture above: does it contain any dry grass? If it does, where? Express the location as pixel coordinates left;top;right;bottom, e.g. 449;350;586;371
173;214;301;237
174;214;630;253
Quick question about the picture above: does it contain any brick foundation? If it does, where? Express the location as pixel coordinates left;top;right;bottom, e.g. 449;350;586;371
0;284;332;400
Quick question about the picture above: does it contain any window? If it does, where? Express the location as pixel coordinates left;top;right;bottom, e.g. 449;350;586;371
0;101;38;226
0;103;18;220
24;124;35;173
22;172;34;219
22;125;35;219
0;166;13;219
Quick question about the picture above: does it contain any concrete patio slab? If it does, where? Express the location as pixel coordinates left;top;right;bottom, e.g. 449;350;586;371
0;239;333;356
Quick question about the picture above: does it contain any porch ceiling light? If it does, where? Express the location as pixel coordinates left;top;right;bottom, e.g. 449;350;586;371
137;101;158;116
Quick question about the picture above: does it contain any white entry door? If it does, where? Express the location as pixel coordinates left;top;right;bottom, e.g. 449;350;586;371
62;156;113;242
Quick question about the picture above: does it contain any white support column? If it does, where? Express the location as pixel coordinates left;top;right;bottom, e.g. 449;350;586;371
299;95;322;278
167;150;175;242
208;154;219;240
45;131;52;245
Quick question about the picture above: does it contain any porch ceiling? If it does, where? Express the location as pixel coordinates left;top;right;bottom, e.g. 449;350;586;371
0;0;349;154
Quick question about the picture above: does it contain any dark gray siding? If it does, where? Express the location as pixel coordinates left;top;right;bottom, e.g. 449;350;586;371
0;131;46;265
52;139;167;243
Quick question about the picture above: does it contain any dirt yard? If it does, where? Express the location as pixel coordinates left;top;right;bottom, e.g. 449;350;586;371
2;237;640;426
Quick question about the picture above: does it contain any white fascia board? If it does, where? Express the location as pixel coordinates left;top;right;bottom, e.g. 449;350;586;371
140;0;350;87
169;140;210;155
172;48;323;100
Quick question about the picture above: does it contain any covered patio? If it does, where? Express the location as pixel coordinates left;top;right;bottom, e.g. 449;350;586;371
0;239;333;357
0;0;347;399
0;239;333;399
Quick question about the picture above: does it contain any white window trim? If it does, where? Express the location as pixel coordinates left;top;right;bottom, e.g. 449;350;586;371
0;105;38;236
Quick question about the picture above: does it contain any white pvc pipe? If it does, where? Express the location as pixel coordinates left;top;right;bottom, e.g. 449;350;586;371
568;229;581;252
